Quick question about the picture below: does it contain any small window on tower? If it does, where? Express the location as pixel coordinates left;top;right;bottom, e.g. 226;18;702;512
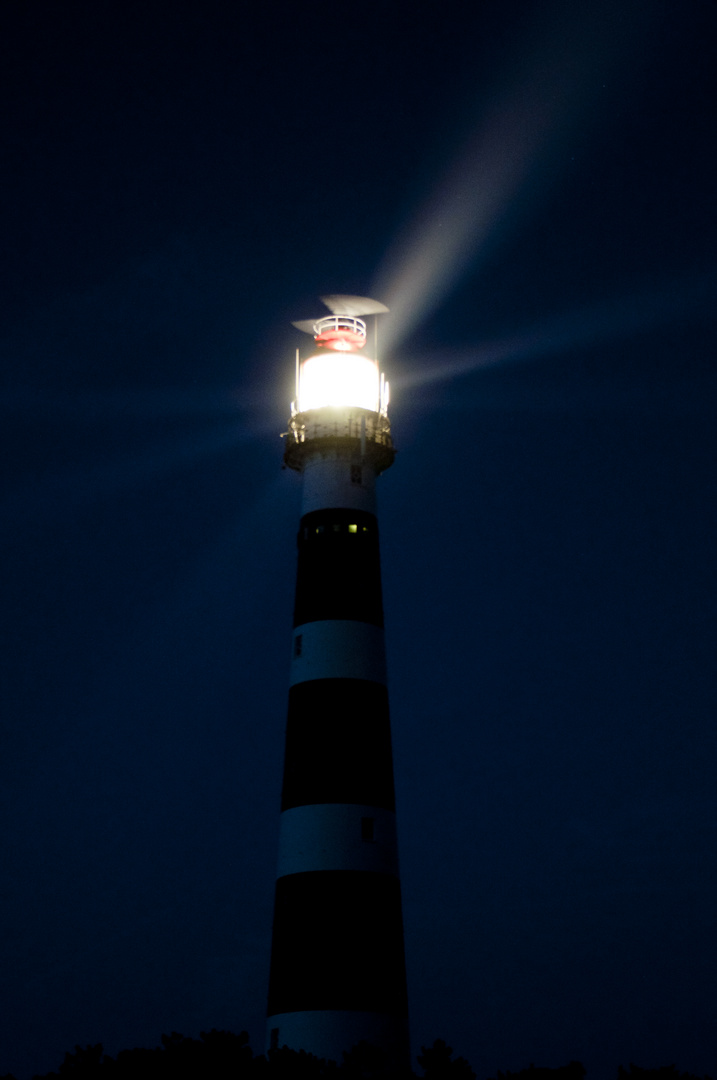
270;1029;279;1051
351;464;362;485
348;524;358;534
361;816;376;842
294;634;302;658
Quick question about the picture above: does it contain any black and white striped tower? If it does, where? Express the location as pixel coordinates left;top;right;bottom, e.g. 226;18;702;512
267;295;409;1067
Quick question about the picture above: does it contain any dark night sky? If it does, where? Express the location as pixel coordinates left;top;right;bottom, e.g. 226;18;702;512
2;2;716;1079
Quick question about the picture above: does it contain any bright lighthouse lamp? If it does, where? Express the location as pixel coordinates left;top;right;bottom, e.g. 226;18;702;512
297;352;384;413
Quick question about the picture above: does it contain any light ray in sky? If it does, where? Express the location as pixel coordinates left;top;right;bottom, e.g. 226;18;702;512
0;385;270;420
392;269;717;395
372;0;659;355
0;417;270;533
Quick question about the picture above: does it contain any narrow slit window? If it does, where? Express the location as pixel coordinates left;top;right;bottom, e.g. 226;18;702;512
270;1029;279;1051
351;464;362;485
294;634;302;658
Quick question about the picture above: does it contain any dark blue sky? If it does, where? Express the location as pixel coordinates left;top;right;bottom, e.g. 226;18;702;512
2;2;716;1079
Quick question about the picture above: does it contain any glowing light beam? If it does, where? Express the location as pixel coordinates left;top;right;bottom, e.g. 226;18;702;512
372;0;659;356
391;268;717;394
0;417;273;535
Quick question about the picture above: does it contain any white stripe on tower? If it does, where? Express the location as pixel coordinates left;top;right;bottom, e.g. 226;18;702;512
267;379;408;1068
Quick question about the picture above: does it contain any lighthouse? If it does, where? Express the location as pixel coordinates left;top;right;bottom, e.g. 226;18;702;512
266;295;409;1067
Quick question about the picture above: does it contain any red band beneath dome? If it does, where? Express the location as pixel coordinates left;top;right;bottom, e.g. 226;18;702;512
314;327;366;350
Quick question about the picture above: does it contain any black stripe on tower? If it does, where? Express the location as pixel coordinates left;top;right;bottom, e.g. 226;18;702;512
267;871;408;1017
282;680;395;811
268;498;407;1031
294;508;384;628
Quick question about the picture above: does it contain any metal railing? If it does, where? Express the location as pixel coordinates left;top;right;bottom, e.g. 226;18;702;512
313;315;366;338
286;411;392;447
283;408;396;474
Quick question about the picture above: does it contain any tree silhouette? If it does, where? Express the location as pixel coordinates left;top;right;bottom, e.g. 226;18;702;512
489;1063;586;1080
16;1029;714;1080
617;1065;713;1080
416;1039;476;1080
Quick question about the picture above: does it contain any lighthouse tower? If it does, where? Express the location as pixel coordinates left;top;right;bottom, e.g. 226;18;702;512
266;296;409;1067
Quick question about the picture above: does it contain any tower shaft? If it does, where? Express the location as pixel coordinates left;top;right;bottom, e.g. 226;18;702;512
267;413;408;1067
